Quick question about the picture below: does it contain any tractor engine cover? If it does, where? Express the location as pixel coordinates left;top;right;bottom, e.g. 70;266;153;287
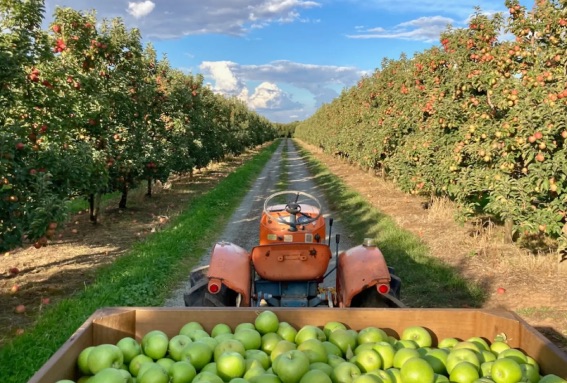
251;243;332;282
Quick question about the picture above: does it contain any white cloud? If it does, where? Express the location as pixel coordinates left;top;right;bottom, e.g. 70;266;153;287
45;0;321;39
127;1;155;19
348;15;455;43
200;60;364;121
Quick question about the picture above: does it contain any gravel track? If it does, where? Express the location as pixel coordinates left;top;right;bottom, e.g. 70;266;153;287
164;139;358;306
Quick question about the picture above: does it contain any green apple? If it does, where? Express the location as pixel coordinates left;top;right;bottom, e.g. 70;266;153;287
497;349;528;364
116;337;141;364
327;354;347;368
186;329;211;341
246;349;271;369
323;321;348;339
198;336;218;352
235;322;256;333
230;379;249;383
77;346;95;375
299;369;333;383
489;341;510;355
138;363;169;383
422;348;448;375
250;373;284;383
400;357;435;383
354;343;376;355
394;339;419;350
329;329;358;356
202;362;217;374
156;357;175;372
331;361;362;383
372;341;396;370
214;338;246;361
525;356;540;374
272;349;310;383
234;328;262;350
169;361;197;383
357;326;388;344
437;337;459;350
446;348;480;373
193;370;223;383
271;340;297;362
87;344;124;374
433;373;450;382
480;361;494;377
55;380;76;383
539;374;567;382
295;325;326;345
520;362;539;383
479;350;497;364
352;374;382;383
180;340;213;370
386;367;402;383
351;348;382;373
467;337;490;352
215;333;235;342
310;361;334;376
368;369;393;383
88;367;127;383
255;310;280;335
453;341;482;353
491;358;523;383
449;361;480;383
168;334;192;361
401;326;432;348
179;321;205;336
297;338;328;363
245;364;267;381
472;378;495;383
323;341;343;357
392;347;420;369
129;354;153;376
217;351;247;381
262;332;284;355
141;330;169;360
212;323;232;338
277;322;299;343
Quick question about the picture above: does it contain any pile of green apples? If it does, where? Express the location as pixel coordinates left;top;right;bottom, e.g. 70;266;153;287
56;310;566;383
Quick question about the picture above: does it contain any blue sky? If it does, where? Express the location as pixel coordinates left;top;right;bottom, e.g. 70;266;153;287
43;0;527;123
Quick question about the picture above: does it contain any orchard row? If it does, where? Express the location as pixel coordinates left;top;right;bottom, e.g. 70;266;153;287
0;1;278;251
295;0;567;249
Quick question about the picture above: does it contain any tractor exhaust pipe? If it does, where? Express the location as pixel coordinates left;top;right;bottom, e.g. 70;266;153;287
327;218;334;245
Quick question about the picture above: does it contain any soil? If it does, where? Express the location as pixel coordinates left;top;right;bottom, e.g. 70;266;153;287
1;140;566;356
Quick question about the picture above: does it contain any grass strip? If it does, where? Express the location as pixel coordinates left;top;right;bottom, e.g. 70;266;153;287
296;141;487;309
0;140;280;383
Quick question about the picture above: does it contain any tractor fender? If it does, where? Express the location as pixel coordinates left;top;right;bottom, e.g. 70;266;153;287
207;241;251;306
337;242;391;307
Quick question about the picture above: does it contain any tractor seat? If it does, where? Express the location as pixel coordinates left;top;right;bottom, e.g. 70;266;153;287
251;243;332;282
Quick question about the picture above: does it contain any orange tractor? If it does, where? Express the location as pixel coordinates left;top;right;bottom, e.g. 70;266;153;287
184;191;402;308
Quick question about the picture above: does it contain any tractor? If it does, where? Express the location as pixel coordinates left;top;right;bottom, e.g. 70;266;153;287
184;191;402;308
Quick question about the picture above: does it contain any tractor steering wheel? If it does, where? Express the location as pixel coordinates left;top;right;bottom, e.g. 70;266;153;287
263;191;322;227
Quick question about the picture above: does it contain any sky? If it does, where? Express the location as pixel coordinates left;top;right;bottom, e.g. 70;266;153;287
41;0;527;123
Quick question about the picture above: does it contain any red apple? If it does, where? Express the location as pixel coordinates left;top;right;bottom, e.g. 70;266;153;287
9;267;19;275
10;285;19;294
15;142;25;150
15;304;26;314
497;287;506;294
41;297;51;305
52;24;61;33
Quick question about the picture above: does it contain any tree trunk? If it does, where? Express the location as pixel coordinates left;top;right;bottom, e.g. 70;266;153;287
504;218;515;243
146;177;152;197
89;193;102;224
119;183;128;209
